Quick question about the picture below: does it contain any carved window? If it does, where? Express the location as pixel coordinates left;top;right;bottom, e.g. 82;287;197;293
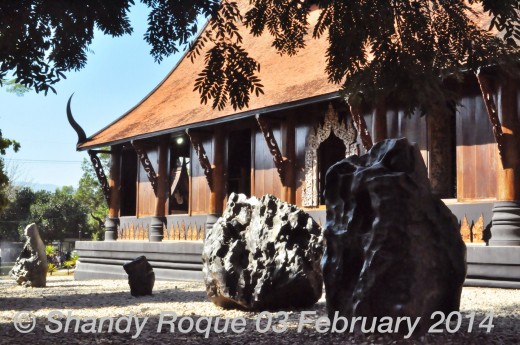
302;104;358;207
227;129;252;196
169;135;190;214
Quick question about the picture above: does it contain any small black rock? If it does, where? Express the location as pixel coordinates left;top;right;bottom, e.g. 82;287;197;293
123;256;155;297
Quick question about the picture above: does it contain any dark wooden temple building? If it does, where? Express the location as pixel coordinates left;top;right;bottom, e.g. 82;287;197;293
70;3;520;286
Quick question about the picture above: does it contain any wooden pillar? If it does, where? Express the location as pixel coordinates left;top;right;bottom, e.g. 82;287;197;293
427;109;455;198
204;129;225;232
372;103;387;144
496;80;520;200
283;115;296;204
211;128;225;214
150;136;169;242
489;79;520;245
105;146;121;241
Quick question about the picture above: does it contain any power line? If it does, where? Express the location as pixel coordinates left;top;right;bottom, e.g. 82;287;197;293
3;158;82;164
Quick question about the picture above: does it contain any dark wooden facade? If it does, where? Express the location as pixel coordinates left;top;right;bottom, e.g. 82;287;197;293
74;75;520;246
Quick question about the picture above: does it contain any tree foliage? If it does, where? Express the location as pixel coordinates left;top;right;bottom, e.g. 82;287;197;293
0;179;104;243
0;187;35;241
29;187;90;242
0;0;133;94
0;156;107;243
76;156;109;240
0;130;20;212
1;78;31;96
1;0;519;112
0;77;26;213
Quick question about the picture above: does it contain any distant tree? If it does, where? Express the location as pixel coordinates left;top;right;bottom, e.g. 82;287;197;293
0;76;27;212
75;157;109;240
0;130;20;212
29;187;90;242
0;187;35;242
0;157;109;242
2;157;33;207
0;0;519;114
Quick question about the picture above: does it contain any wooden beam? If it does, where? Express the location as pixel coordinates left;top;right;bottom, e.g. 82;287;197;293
255;114;287;184
88;149;112;155
132;141;158;195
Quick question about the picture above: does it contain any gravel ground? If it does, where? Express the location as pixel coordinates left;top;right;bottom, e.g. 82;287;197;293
0;276;519;344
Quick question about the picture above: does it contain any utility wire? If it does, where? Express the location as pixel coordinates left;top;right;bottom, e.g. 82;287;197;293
3;158;82;164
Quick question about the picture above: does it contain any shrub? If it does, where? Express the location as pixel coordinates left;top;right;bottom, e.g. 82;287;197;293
45;245;56;257
48;263;57;275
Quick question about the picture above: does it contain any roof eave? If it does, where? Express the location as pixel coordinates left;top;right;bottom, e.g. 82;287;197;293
78;91;341;150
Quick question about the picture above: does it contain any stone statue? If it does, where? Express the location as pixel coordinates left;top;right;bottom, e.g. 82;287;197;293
322;138;467;335
10;223;48;287
203;193;323;310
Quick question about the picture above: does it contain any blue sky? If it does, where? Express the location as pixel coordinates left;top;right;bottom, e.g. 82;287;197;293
1;2;184;188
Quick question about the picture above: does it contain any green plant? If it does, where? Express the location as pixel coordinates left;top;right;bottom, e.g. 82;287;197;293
47;263;57;275
61;253;80;275
69;252;79;266
45;245;56;257
63;261;73;275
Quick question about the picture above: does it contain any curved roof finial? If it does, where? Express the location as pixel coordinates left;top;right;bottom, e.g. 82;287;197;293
66;94;87;146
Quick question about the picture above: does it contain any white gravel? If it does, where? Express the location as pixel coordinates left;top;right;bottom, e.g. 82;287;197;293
0;275;519;344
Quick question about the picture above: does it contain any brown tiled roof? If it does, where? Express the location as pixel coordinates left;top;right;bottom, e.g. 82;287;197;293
79;5;338;149
79;3;498;150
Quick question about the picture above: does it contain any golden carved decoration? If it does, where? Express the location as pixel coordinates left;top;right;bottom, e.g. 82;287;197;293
460;216;471;243
164;221;204;241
